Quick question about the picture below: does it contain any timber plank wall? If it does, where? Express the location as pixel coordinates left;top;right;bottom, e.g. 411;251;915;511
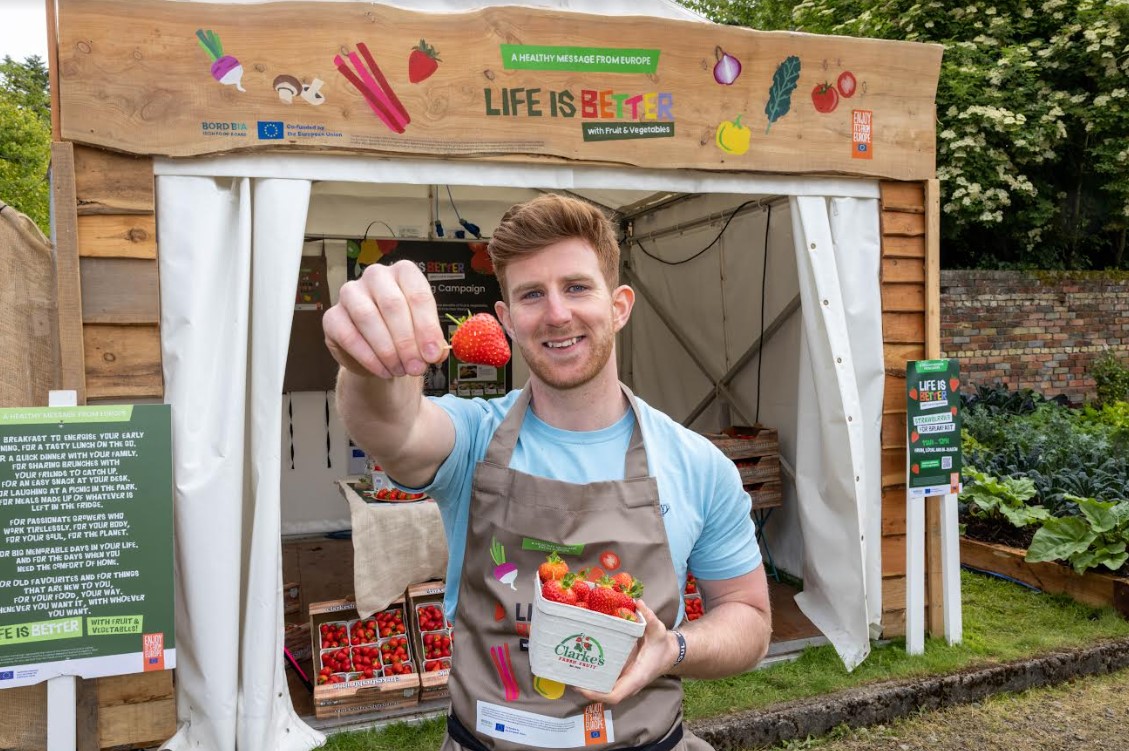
9;143;176;751
878;179;941;637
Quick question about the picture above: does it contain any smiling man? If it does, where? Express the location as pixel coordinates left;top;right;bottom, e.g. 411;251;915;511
323;193;771;751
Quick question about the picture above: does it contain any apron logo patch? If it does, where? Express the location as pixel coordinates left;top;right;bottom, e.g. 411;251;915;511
583;703;609;745
555;633;606;669
490;537;519;590
522;537;585;556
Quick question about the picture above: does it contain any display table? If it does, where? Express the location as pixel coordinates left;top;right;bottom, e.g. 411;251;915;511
337;480;448;616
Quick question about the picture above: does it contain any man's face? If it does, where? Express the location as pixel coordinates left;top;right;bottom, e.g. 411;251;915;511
495;238;632;391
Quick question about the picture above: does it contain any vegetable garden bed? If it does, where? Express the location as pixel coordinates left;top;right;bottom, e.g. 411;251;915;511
961;537;1129;618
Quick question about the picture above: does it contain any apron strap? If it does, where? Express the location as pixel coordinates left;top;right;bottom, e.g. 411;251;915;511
483;383;651;480
446;713;684;751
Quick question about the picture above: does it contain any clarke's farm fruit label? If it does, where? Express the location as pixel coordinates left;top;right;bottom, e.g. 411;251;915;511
0;405;175;687
906;360;963;498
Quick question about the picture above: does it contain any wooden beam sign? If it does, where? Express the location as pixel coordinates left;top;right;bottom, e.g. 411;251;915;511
57;0;942;179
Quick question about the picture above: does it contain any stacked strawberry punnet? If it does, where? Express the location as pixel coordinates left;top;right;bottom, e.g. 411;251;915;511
684;572;705;622
537;554;643;620
414;603;454;674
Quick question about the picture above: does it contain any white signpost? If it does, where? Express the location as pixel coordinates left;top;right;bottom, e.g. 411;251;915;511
905;360;963;655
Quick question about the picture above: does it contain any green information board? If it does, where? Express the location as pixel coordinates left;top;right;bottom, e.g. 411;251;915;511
906;359;963;498
0;405;174;687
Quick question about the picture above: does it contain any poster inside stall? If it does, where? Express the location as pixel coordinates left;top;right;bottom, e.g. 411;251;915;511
349;238;511;399
906;359;963;498
0;405;175;688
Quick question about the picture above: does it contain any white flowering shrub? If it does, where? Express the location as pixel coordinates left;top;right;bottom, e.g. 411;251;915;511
681;0;1129;269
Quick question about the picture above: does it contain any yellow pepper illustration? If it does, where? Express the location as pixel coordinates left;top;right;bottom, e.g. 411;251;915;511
715;115;751;155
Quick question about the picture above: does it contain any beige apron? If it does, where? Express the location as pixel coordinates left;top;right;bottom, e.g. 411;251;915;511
441;386;711;750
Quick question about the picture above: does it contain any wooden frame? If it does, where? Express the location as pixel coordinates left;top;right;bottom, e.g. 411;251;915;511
14;1;943;746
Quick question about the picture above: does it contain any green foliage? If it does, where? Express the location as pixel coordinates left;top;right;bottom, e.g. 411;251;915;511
0;55;50;125
1027;495;1129;573
0;55;50;234
676;0;1129;270
961;466;1048;528
1090;352;1129;405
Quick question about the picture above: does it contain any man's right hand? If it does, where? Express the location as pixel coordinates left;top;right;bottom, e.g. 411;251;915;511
323;260;449;379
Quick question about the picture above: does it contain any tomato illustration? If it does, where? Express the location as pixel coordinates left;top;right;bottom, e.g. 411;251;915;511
837;71;857;98
811;82;839;113
715;115;751;155
599;550;621;571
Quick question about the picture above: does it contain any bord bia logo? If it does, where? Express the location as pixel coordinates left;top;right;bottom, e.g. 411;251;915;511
554;633;605;669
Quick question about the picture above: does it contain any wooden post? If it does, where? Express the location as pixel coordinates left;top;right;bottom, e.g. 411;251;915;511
923;178;947;638
50;142;87;404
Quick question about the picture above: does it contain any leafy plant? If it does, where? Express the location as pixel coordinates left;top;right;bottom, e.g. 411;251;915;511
1090;353;1129;406
1026;495;1129;574
961;467;1048;528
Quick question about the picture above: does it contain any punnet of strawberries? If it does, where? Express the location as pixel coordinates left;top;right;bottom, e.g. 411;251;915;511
537;552;643;621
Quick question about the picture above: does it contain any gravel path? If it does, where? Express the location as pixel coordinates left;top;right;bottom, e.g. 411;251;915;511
791;665;1129;750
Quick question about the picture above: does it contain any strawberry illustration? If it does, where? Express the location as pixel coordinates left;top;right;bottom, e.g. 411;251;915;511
408;39;440;83
446;312;511;367
469;242;495;276
538;552;568;582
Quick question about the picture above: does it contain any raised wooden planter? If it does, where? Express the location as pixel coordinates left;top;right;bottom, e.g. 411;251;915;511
960;537;1129;618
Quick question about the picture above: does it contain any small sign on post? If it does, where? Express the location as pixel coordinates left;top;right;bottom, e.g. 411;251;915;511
904;359;963;654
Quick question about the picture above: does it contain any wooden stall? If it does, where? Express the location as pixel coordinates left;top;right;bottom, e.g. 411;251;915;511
4;1;945;747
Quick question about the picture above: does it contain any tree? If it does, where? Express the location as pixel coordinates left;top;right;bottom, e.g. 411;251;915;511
678;0;1129;270
0;55;51;234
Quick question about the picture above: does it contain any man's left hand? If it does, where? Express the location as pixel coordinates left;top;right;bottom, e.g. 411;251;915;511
574;599;676;706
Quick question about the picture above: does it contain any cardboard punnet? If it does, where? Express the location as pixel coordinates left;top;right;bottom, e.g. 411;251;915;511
406;580;452;702
529;574;645;693
309;597;419;719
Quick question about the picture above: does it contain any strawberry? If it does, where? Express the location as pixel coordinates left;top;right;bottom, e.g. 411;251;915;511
586;577;621;615
538;552;568;582
568;572;591;604
614;607;638;622
616;579;644;611
446;312;511;367
541;578;578;605
408;39;441;83
610;571;634;592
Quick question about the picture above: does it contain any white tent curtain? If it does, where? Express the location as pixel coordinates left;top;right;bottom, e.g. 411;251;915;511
789;195;883;671
157;175;323;751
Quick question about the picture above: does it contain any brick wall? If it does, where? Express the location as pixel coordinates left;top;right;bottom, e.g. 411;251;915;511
941;270;1129;403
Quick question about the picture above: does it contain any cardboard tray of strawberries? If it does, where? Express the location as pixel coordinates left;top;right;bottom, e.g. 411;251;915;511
309;597;420;719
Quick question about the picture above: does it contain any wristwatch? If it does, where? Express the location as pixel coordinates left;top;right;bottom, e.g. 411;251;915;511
670;629;687;667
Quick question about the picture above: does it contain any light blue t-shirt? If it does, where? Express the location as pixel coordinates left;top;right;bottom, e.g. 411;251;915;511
398;389;762;623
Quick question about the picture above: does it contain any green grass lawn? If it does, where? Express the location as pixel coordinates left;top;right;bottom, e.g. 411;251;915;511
319;569;1129;750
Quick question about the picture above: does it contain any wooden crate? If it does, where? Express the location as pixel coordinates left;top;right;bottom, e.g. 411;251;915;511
747;481;783;511
734;455;780;486
701;425;779;461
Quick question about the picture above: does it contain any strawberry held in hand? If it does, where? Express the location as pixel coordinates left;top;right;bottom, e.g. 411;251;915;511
446;312;511;367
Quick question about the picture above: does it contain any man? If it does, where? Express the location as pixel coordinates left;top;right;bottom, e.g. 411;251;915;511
323;194;771;750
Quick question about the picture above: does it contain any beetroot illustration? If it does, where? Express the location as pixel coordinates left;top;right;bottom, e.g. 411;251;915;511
196;29;245;92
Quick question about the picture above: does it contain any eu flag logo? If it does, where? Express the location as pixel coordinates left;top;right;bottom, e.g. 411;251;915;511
257;121;284;140
0;671;13;680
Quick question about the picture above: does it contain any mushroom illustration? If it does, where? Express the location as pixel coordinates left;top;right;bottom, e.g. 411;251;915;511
300;78;326;106
273;74;302;104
